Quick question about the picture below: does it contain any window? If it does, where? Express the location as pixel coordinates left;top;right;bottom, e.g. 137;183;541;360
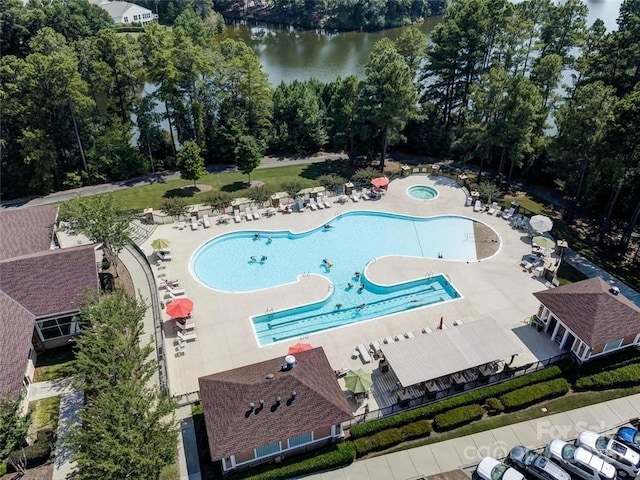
133;14;138;20
288;432;312;449
604;339;623;352
123;16;128;22
36;316;78;340
255;441;280;459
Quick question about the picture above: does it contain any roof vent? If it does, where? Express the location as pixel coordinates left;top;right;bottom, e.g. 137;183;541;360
249;402;255;409
275;396;282;404
259;399;264;406
291;390;297;399
610;286;620;296
283;355;297;370
266;374;275;379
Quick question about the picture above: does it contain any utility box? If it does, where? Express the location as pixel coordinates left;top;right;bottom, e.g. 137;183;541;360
344;182;354;195
511;201;521;214
401;165;411;177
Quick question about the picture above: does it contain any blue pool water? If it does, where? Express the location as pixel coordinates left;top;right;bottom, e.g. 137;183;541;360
191;211;481;345
407;185;439;201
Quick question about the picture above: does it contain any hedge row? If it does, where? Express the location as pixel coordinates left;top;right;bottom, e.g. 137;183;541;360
575;364;640;391
353;420;432;457
240;442;356;480
434;404;485;431
577;347;640;375
7;428;55;471
349;365;563;438
500;379;571;410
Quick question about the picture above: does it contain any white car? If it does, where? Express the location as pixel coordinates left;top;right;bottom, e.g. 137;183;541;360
544;439;616;480
475;457;525;480
576;430;640;478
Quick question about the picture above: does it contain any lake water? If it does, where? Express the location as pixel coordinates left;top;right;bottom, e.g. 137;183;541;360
219;0;624;85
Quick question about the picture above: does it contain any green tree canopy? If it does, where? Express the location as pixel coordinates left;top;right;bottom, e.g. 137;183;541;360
176;140;207;188
0;395;31;462
235;134;263;184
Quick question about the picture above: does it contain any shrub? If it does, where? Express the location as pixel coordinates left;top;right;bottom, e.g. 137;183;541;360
237;442;356;480
500;379;571;410
0;462;6;476
7;428;55;469
399;420;433;440
349;365;564;438
485;397;504;415
577;347;640;376
433;404;485;431
575;364;640;390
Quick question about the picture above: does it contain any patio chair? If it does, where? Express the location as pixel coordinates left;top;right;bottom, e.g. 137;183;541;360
351;192;360;202
245;207;253;221
156;251;173;261
174;322;196;331
404;331;415;338
315;197;325;209
251;207;261;220
307;198;318;211
203;214;211;228
323;198;331;208
487;202;498;215
190;216;198;231
370;340;382;356
166;290;186;301
361;189;371;201
383;336;394;344
356;344;371;363
473;200;482;212
422;326;433;334
234;210;242;223
502;207;515;220
177;331;197;342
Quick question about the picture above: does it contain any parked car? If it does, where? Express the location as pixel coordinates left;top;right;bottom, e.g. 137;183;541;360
616;427;640;454
576;430;640;478
543;439;616;480
475;457;525;480
506;445;571;480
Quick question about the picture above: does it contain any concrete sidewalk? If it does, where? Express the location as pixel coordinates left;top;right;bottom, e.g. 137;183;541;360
306;393;640;480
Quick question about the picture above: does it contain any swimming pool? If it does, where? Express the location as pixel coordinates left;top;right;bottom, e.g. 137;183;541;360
191;211;484;345
407;185;439;201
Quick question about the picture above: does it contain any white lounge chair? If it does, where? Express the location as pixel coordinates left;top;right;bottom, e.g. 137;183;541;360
356;344;371;363
190;216;198;230
361;189;371;201
245;208;252;221
315;197;324;209
203;214;211;228
370;340;382;356
177;331;197;342
323;198;331;208
422;327;433;334
174;322;196;331
383;336;394;344
404;331;415;338
487;202;498;215
234;210;241;223
251;207;261;220
351;192;360;202
308;198;317;211
473;200;482;212
503;207;515;220
158;279;179;289
156;251;173;261
166;285;186;296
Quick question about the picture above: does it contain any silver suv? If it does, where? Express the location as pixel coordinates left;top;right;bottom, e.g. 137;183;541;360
506;445;571;480
576;430;640;479
543;439;616;480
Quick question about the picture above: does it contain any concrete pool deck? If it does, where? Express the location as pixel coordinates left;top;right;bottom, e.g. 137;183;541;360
143;175;564;399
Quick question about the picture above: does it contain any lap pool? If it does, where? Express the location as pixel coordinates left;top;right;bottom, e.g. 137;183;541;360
191;211;486;345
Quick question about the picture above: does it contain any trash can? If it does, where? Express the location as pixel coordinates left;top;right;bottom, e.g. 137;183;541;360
511;201;521;214
344;182;354;195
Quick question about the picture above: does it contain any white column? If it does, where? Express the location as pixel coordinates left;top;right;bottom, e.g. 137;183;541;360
550;318;561;340
559;329;570;350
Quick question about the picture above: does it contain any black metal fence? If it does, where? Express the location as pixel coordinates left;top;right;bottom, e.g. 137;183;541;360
343;352;571;429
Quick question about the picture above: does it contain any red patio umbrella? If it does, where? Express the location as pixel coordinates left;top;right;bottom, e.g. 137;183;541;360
288;342;313;354
371;177;390;188
166;298;194;319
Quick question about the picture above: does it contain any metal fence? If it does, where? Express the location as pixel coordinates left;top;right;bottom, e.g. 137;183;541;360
343;352;571;429
125;243;169;394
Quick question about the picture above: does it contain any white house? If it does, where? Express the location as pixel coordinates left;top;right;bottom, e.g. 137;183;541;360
91;0;157;25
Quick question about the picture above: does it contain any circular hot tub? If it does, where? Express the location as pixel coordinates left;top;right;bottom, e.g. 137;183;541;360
407;185;439;201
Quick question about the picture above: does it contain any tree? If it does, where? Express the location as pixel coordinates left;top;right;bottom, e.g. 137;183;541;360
317;173;347;193
394;27;428;78
160;196;190;221
352;167;379;185
0;395;31;462
325;76;360;158
360;38;417;171
176;140;206;188
69;291;178;479
58;194;132;277
235;134;263;185
247;186;273;207
478;181;501;205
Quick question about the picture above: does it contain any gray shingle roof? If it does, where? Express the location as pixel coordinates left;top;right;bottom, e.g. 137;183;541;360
533;277;640;346
0;292;36;399
198;347;353;460
0;205;58;261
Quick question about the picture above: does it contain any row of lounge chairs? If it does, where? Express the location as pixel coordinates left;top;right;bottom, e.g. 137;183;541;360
306;196;332;211
351;189;375;202
233;206;261;223
190;214;211;230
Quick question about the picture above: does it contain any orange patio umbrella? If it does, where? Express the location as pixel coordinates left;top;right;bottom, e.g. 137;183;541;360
288;342;313;354
166;297;194;319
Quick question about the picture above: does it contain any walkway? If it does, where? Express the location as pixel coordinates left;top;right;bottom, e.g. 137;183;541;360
27;378;74;401
563;248;640;307
52;389;83;480
307;393;640;480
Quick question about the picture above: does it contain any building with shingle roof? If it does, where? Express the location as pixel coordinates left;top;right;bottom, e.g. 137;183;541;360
0;206;100;399
198;347;353;472
533;277;640;363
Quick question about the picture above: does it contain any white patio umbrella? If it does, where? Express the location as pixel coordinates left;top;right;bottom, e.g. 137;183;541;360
529;215;553;234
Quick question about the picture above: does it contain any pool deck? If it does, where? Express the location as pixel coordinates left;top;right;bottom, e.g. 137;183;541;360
143;175;564;401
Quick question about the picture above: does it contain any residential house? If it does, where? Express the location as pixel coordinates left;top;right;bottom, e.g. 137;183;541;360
0;205;100;400
198;347;353;472
533;277;640;363
91;0;157;25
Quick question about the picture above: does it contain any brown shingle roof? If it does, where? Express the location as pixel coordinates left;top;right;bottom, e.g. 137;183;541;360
0;205;58;261
0;291;36;399
0;245;99;317
533;277;640;346
198;347;353;460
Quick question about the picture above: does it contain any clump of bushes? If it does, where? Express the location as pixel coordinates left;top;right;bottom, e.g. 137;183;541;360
485;397;504;415
433;404;485;431
238;442;356;480
349;365;564;438
499;379;571;411
7;428;55;471
353;420;433;457
575;364;640;391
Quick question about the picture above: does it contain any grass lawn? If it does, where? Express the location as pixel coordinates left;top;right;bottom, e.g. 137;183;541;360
33;347;75;382
29;396;61;432
381;386;640;456
556;261;589;285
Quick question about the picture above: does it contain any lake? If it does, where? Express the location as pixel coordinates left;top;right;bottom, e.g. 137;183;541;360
218;0;624;85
